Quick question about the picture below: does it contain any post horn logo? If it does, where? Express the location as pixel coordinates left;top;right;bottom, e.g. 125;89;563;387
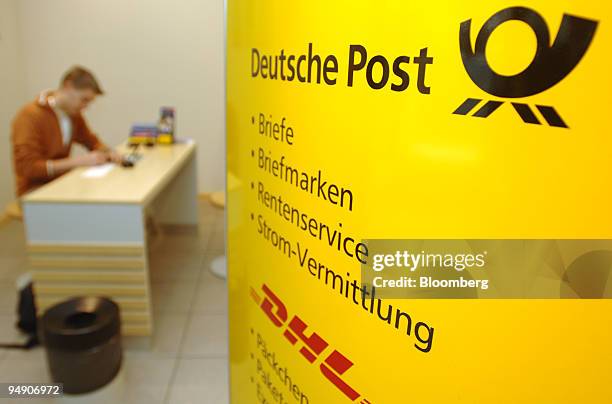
453;6;598;128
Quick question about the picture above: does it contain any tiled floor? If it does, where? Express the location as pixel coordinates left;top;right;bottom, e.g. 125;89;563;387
0;200;229;403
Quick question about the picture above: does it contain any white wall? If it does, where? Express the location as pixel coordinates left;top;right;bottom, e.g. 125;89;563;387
0;0;26;207
15;0;225;193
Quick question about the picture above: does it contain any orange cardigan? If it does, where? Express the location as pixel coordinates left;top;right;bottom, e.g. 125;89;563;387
11;96;104;197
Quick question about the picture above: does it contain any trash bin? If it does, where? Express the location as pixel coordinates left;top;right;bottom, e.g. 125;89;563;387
41;296;123;396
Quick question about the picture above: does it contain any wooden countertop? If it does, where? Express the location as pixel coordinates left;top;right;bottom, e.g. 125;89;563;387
23;141;196;205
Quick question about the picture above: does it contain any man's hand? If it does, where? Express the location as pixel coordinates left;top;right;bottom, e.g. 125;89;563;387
47;148;121;177
106;150;123;164
74;151;108;166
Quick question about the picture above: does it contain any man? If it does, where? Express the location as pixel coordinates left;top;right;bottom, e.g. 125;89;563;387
11;66;119;197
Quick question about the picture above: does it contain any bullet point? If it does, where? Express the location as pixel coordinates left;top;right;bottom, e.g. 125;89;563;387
251;377;254;383
251;182;254;189
251;116;255;124
250;328;254;334
251;150;254;157
251;213;254;220
251;353;254;359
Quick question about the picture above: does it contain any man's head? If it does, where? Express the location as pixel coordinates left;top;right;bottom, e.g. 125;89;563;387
56;66;103;115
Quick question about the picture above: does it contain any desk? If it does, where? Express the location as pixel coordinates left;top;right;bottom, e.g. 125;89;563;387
22;142;198;336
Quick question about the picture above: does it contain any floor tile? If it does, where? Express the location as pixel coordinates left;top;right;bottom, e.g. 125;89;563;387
166;358;228;404
153;233;210;256
0;221;26;255
0;313;21;360
151;281;198;314
0;314;40;362
0;352;175;404
0;255;27;285
0;283;18;314
199;199;218;216
202;215;216;229
0;397;49;404
149;253;204;283
0;200;230;403
123;313;189;356
192;277;227;315
3;344;46;362
0;355;51;383
198;199;221;222
121;352;176;404
206;231;225;255
181;314;228;358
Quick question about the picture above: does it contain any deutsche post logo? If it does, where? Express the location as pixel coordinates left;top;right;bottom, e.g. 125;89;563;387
453;6;598;128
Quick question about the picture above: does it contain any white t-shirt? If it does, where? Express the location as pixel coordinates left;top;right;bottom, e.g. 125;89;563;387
48;97;72;146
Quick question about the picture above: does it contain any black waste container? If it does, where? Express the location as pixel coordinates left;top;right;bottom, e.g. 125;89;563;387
40;296;122;394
